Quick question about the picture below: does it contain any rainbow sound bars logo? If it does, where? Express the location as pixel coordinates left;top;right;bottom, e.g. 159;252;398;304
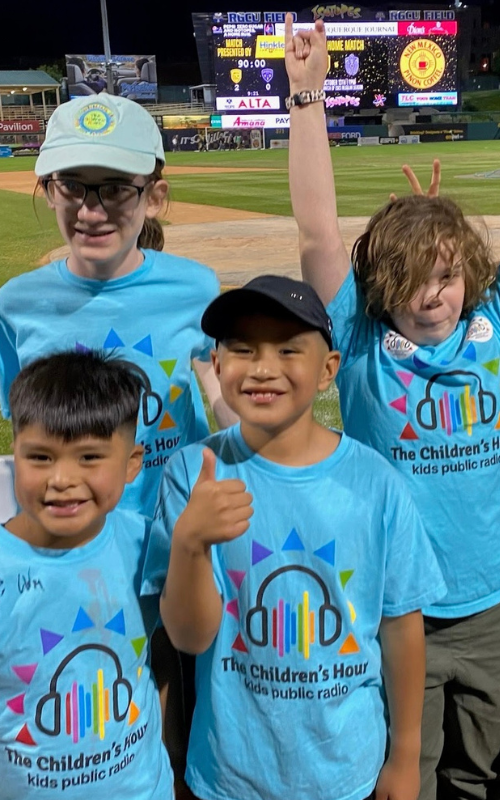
246;565;341;658
225;528;359;660
6;606;147;748
415;371;496;435
389;363;499;441
35;645;132;743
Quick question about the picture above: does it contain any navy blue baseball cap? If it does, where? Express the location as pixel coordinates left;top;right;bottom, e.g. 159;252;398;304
201;275;333;350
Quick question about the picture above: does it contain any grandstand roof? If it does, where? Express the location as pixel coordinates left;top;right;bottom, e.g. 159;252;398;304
0;71;60;93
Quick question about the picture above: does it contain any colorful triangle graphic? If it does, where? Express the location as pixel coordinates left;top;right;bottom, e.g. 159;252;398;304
16;723;36;746
483;358;500;375
131;636;147;658
389;395;407;414
226;599;239;619
413;355;428;370
75;342;91;353
282;528;305;551
227;569;246;590
160;359;177;378
104;610;126;636
338;633;360;655
347;601;357;624
103;328;124;348
252;540;273;566
133;335;153;357
400;422;419;440
495;413;500;431
339;569;354;590
12;664;37;685
314;539;335;566
463;342;477;362
170;385;183;403
7;693;25;714
128;701;140;726
72;607;95;633
232;633;248;653
40;629;63;656
396;371;414;388
158;411;176;430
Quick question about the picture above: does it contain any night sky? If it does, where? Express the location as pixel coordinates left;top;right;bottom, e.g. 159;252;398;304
2;1;498;82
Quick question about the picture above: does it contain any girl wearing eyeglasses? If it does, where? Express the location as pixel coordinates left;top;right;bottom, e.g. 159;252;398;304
0;93;234;518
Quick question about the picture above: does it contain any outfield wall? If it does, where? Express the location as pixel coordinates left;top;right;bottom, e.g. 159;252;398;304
161;121;500;151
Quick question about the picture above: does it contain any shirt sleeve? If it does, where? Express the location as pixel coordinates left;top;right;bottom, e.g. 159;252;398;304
0;312;21;419
140;450;192;596
326;267;374;366
382;478;447;617
192;267;220;363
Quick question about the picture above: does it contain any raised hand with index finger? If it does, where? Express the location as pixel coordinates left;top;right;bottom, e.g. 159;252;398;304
284;12;328;93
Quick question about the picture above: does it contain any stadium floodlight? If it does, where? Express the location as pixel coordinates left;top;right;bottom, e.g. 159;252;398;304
100;0;115;95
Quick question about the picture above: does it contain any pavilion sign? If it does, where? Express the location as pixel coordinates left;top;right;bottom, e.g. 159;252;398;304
0;120;42;133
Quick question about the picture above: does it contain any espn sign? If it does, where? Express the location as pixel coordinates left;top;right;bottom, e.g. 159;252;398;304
0;120;41;133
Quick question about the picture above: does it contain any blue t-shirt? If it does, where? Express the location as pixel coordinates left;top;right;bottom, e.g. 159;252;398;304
0;250;218;517
143;426;445;800
0;509;172;800
328;268;500;618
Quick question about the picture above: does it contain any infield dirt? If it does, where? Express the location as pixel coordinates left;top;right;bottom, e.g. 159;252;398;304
1;167;499;287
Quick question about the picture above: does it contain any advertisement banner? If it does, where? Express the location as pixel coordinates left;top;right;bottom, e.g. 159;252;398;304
398;91;458;106
0;120;42;133
65;55;157;102
163;128;257;151
216;95;281;111
400;123;466;142
218;113;290;128
163;129;204;152
162;114;211;130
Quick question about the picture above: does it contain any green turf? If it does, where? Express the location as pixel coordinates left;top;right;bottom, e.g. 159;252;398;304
462;91;500;113
0;156;38;173
165;141;500;216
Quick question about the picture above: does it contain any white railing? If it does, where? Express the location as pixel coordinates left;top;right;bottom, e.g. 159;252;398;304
0;101;213;122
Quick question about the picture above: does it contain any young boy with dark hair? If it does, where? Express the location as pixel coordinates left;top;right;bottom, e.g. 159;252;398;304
143;275;446;800
0;351;173;799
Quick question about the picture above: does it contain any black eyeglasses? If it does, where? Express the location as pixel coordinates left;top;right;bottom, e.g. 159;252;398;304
42;178;152;210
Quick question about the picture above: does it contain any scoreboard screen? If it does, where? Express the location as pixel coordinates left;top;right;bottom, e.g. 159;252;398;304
212;16;458;114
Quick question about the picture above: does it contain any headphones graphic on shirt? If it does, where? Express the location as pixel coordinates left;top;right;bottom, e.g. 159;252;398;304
119;360;163;427
415;370;496;431
35;644;132;737
246;565;342;648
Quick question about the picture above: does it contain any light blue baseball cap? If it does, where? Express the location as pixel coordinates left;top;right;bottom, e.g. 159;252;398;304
35;93;165;177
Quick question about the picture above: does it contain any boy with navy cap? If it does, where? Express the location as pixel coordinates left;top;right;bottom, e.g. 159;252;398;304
143;275;445;800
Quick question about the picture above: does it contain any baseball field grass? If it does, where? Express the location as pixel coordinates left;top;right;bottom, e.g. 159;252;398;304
0;139;497;453
162;140;500;216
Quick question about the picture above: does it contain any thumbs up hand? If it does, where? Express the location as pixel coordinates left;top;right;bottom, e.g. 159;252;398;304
173;448;254;551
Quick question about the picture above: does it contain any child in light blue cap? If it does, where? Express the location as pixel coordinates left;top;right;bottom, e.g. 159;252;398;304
0;93;232;517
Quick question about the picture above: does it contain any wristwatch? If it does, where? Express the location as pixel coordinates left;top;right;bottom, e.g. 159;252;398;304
285;89;326;110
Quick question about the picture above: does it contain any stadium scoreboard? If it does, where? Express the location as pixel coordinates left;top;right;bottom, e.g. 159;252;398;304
212;8;458;119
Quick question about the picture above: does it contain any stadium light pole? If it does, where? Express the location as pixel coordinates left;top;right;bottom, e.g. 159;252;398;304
100;0;115;94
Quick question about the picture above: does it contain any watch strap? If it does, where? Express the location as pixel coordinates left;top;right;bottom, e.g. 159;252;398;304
285;89;326;110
